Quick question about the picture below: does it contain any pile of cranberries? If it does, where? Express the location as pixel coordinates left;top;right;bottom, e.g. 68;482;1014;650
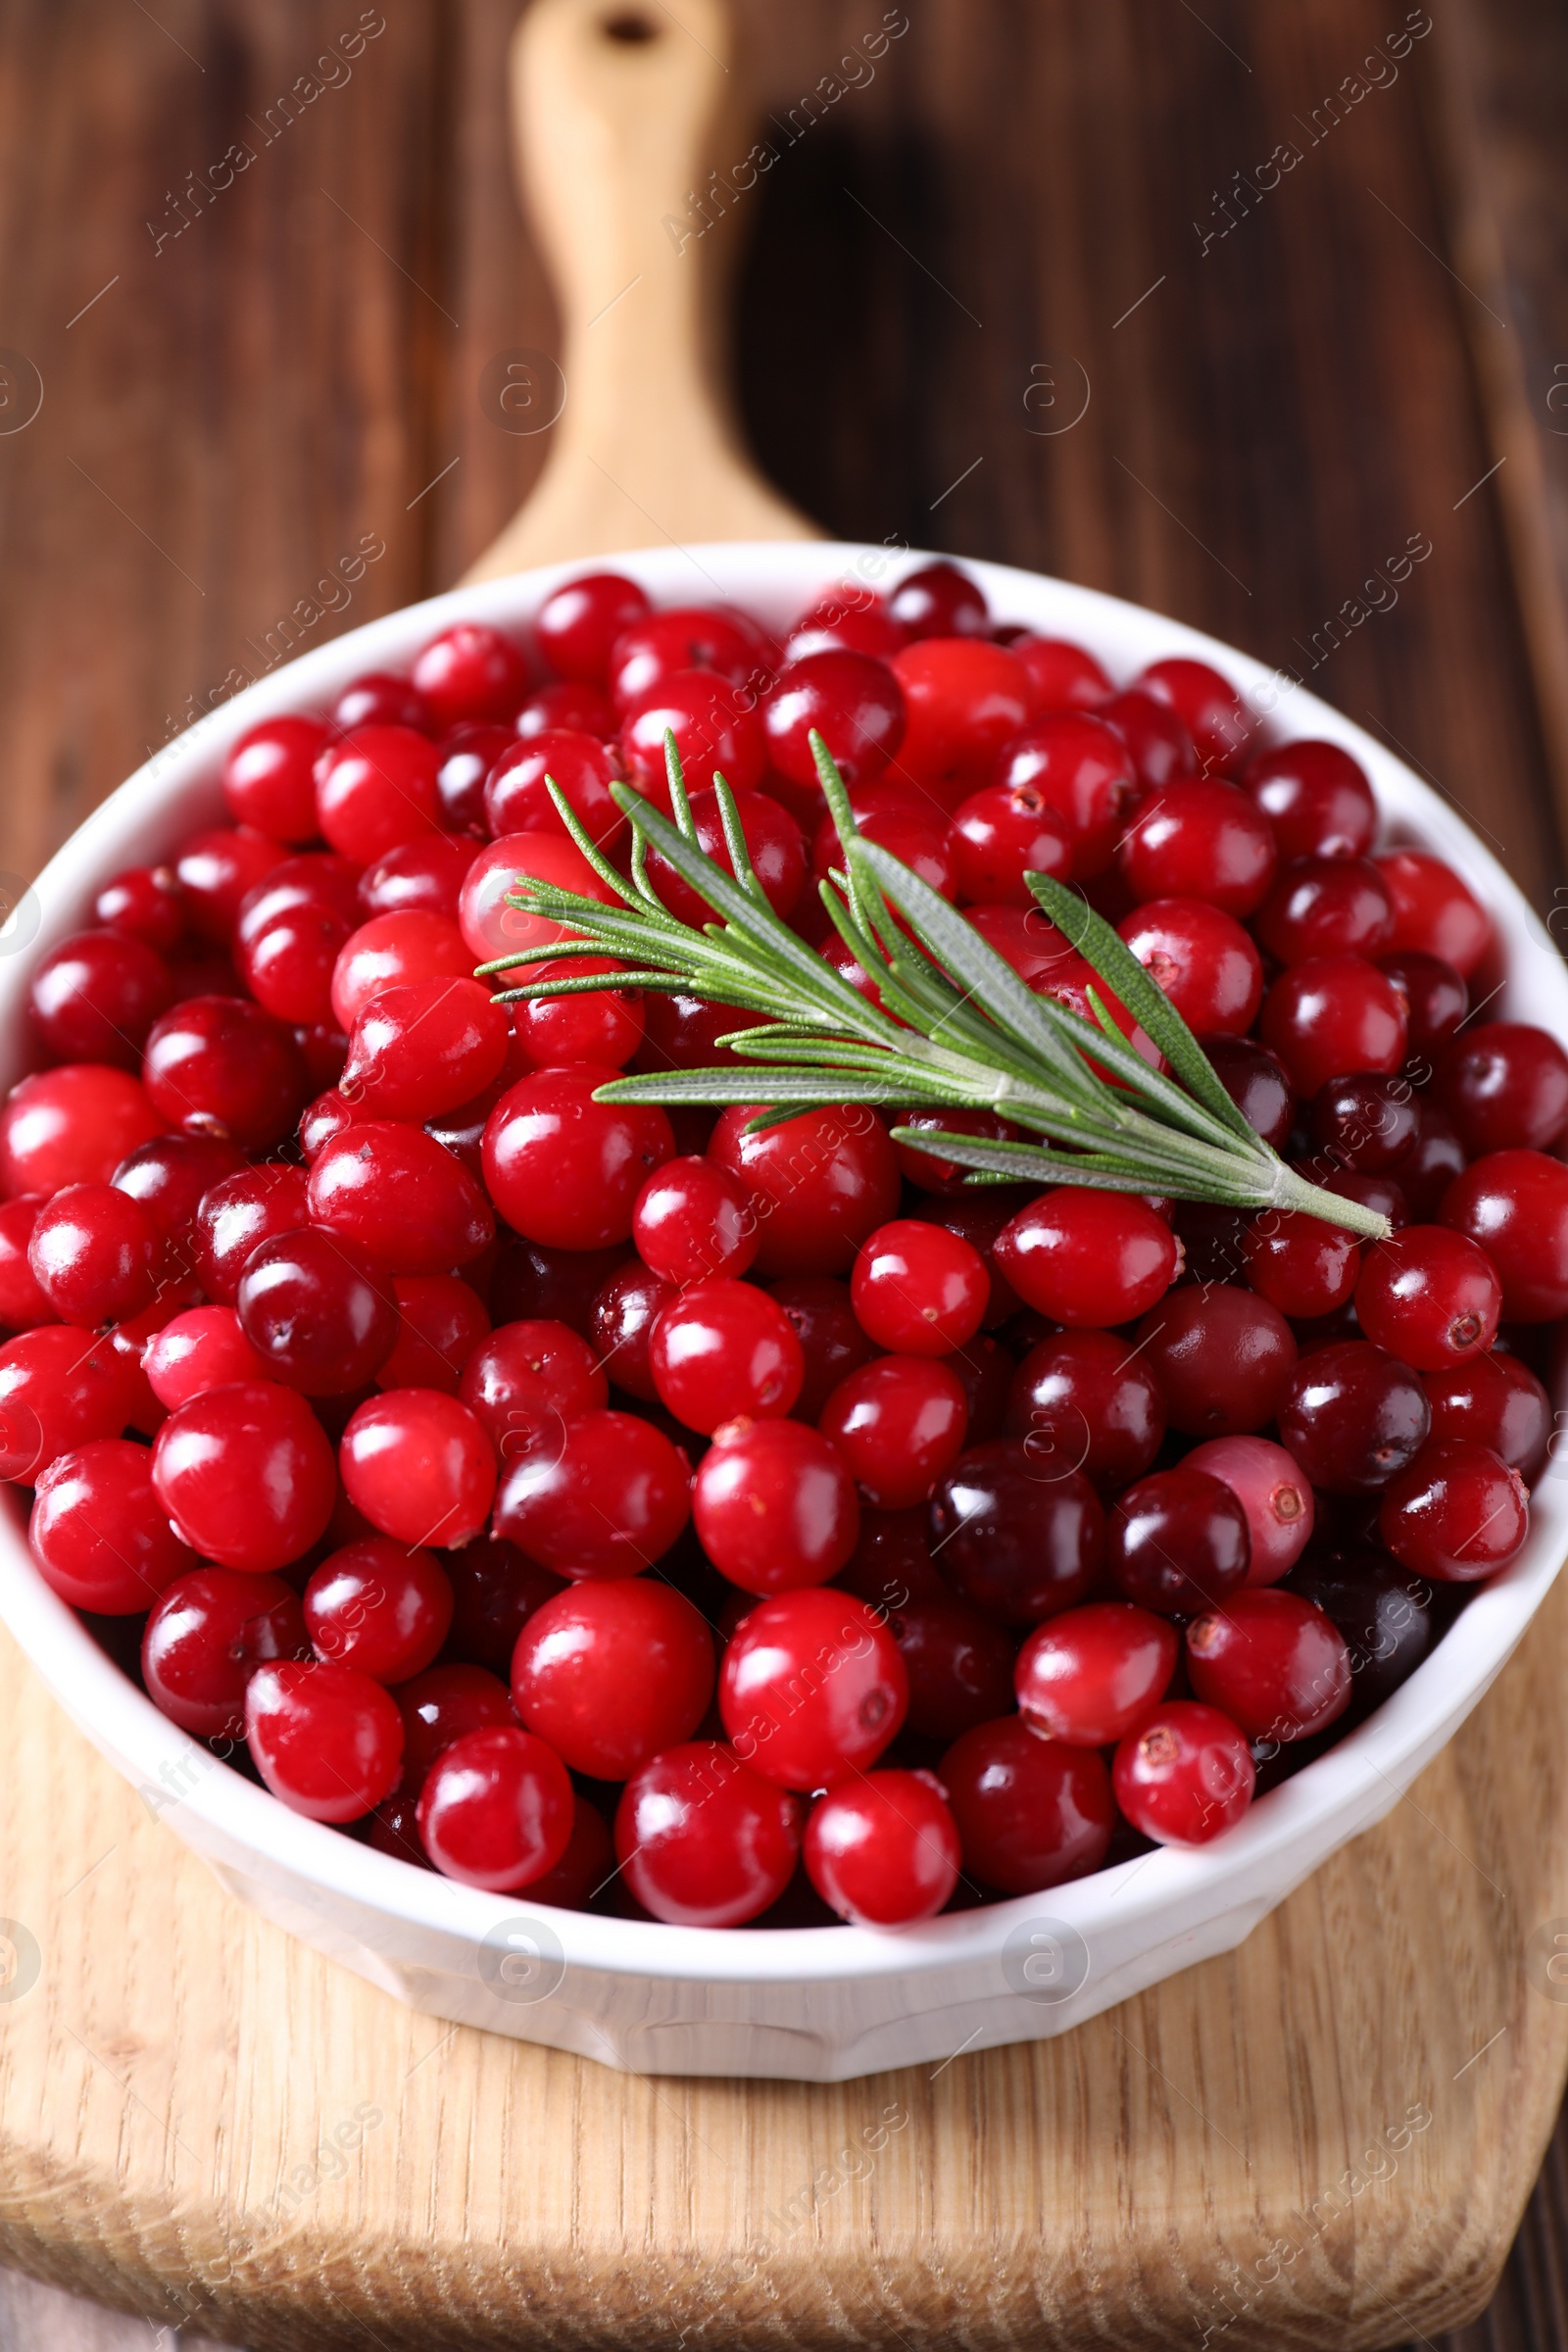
4;558;1561;1934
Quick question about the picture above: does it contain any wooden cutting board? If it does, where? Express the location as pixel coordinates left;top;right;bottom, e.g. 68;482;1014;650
1;2;1566;2345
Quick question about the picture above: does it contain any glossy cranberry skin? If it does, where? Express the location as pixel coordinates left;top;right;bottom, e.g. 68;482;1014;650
766;1277;876;1419
613;1742;801;1928
1009;634;1112;712
1307;1072;1420;1175
315;724;443;865
629;1156;755;1288
29;929;174;1070
96;862;186;953
185;1167;305;1307
619;668;766;801
1425;1351;1551;1477
460;1319;608;1460
608;605;771;710
648;1278;803;1432
1255;856;1394;967
28;1438;195;1611
445;1539;564;1674
221;714;329;841
484;728;624;848
412;620;528;728
1288;1548;1437;1714
1004;1330;1164;1494
174;825;286;940
494;1408;690;1577
694;1417;859;1594
647;785;807;928
848;1219;986;1358
763;651;906;790
308;1121;494;1275
1119;779;1275;916
375;1275;489;1394
1102;687;1198;791
1377;851;1491;976
1243;740;1376;858
1396;1108;1469;1223
590;1261;675;1401
538;571;651;684
141;1567;307;1738
992;713;1136;878
1135;658;1256;775
483;1067;672;1252
1279;1342;1431;1493
144;995;307;1150
1434;1022;1568;1155
1;1065;162;1197
1132;1285;1298;1436
331;910;472;1032
1260;955;1407;1099
995;1188;1178;1327
515;682;617;741
153;1381;337;1570
948;781;1073;906
238;903;353;1029
0;1325;136;1480
1200;1037;1296;1153
940;1716;1114;1893
356;836;470;929
1442;1151;1568;1322
487;1236;629;1340
338;977;509;1125
1187;1589;1350;1742
1184;1435;1314;1586
461;829;621;970
710;1103;900;1279
233;1228;398;1396
888;562;989;640
0;1197;54;1330
416;1725;573;1890
1379;951;1468;1059
1107;1468;1250;1614
246;1658;404;1822
1379;1439;1529;1582
1115;899;1262;1037
26;1183;160;1325
303;1537;453;1682
332;672;431;734
1112;1702;1255;1845
889;639;1035;809
144;1306;270;1410
397;1662;516;1790
811;789;956;899
340;1390;496;1548
507;957;645;1075
805;1770;961;1926
929;1443;1104;1626
819;1355;968;1509
785;582;906;664
1016;1601;1178;1746
1354;1226;1501;1372
511;1577;714;1779
720;1588;907;1788
1243;1208;1361;1320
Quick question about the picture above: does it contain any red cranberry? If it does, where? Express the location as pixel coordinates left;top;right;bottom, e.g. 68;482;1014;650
785;582;906;663
1243;739;1376;858
27;1183;161;1325
174;825;286;940
608;605;772;709
511;1577;714;1779
29;1438;195;1611
1134;658;1256;774
412;621;527;728
1200;1037;1297;1152
29;930;173;1069
397;1662;516;1791
1424;1351;1550;1477
649;1278;803;1432
375;1275;490;1394
1435;1023;1568;1155
152;1381;337;1570
494;1407;689;1577
315;725;443;865
1396;1104;1468;1224
483;1067;672;1251
993;713;1137;877
538;572;651;685
339;977;509;1124
0;1325;137;1480
619;668;766;801
331;672;431;734
444;1538;564;1674
356;834;476;925
144;995;307;1149
246;1658;404;1822
308;1121;494;1275
720;1588;907;1788
331;909;472;1031
190;1164;310;1303
1107;1468;1250;1613
710;1103;900;1278
1132;1284;1298;1436
949;781;1073;906
694;1417;858;1593
1307;1072;1419;1175
1184;1435;1314;1585
1354;1226;1501;1371
239;904;354;1029
1243;1208;1361;1320
459;830;620;969
222;716;331;842
1112;1702;1255;1845
928;1442;1103;1625
460;1317;606;1458
891;1108;1016;1197
1260;955;1407;1097
1378;951;1468;1059
305;1537;453;1682
515;682;617;741
507;956;645;1074
142;1566;307;1737
340;1390;495;1548
432;724;509;830
883;1592;1014;1740
819;1354;968;1509
1188;1590;1350;1741
1009;635;1111;712
1004;1329;1165;1493
1378;1439;1529;1582
646;785;807;927
812;789;956;898
487;1235;628;1338
890;639;1035;809
416;1725;574;1890
0;1197;55;1331
995;1188;1178;1326
95;862;186;953
1279;1341;1430;1492
1441;1150;1568;1322
613;1742;800;1927
589;1261;673;1402
940;1715;1113;1892
1376;851;1491;975
763;651;906;789
1118;780;1275;915
888;562;989;640
1254;856;1394;966
144;1305;270;1410
805;1770;961;1926
1101;687;1198;791
236;1228;399;1395
1117;899;1262;1036
1;1065;162;1196
630;1155;756;1288
1015;1601;1178;1745
848;1219;987;1357
484;728;624;848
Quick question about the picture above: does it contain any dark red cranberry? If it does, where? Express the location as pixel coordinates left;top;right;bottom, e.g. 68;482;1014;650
1199;1036;1296;1152
1441;1151;1568;1322
619;669;766;802
927;1442;1103;1626
174;825;286;940
1308;1072;1419;1173
888;562;989;640
1133;658;1256;775
588;1260;673;1402
646;785;807;927
1101;687;1198;791
940;1715;1114;1892
494;1407;690;1577
710;1103;899;1278
1243;740;1377;858
1396;1107;1467;1221
1376;851;1491;976
305;1537;454;1683
1424;1350;1550;1477
95;862;186;953
1288;1548;1436;1713
1434;1022;1568;1155
1008;635;1112;713
1004;1329;1165;1494
143;994;308;1149
190;1163;311;1303
330;671;431;735
1279;1341;1431;1492
1132;1284;1298;1436
397;1662;516;1791
434;722;513;830
1354;1226;1501;1371
1254;856;1394;966
1107;1468;1250;1613
236;1228;399;1395
886;1593;1015;1740
1187;1589;1350;1740
515;681;617;741
1243;1209;1360;1321
444;1538;564;1675
486;1236;629;1340
1260;955;1408;1099
765;1276;876;1419
142;1566;308;1738
537;571;652;685
356;833;477;924
1378;951;1468;1060
1118;780;1276;916
819;1354;968;1510
309;1120;493;1275
1378;1439;1528;1582
993;712;1137;878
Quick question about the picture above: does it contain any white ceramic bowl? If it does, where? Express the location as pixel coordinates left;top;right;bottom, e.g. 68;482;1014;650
1;542;1564;2084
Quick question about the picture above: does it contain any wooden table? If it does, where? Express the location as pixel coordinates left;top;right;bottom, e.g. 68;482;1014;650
1;1;1568;2345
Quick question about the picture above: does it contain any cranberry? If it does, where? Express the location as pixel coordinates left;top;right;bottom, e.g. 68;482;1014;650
1190;1590;1350;1741
1289;1548;1437;1714
1184;1435;1314;1585
646;785;807;927
1441;1151;1568;1322
710;1103;900;1278
940;1716;1113;1892
619;669;765;802
608;605;771;710
29;929;174;1069
891;1109;1016;1198
1260;955;1407;1098
1;1065;162;1196
338;977;509;1124
315;725;443;865
416;1724;573;1890
1015;1600;1178;1745
494;1407;689;1576
29;1438;195;1611
588;1261;671;1400
246;1658;404;1821
1112;1703;1256;1844
1009;635;1112;712
888;562;989;640
819;1354;968;1508
1116;899;1262;1036
1102;688;1198;791
1134;658;1256;774
694;1417;858;1593
1379;1439;1528;1582
1118;779;1275;915
375;1275;490;1393
308;1121;494;1274
27;1183;160;1325
340;1390;495;1548
1202;1037;1297;1152
889;639;1035;809
812;790;956;898
221;716;330;841
511;1577;714;1778
1004;1330;1164;1493
190;1164;309;1303
1376;851;1491;975
1312;1164;1410;1236
992;713;1137;877
1243;1208;1361;1320
929;1442;1103;1625
766;1276;876;1418
1243;740;1376;858
353;838;470;928
882;1592;1012;1740
0;1198;55;1331
484;728;624;848
234;1228;398;1395
142;1566;307;1737
460;1318;607;1459
628;1155;754;1288
648;1278;803;1432
174;825;286;940
239;903;353;1029
1396;1106;1466;1223
0;1325;136;1480
1132;1284;1298;1436
412;621;527;728
1379;951;1468;1059
949;781;1073;906
302;1536;452;1682
634;990;760;1077
1425;1351;1550;1476
1307;1072;1419;1175
1279;1341;1430;1492
1354;1226;1501;1371
459;830;620;968
144;1305;270;1410
331;910;472;1032
483;1067;672;1251
846;1218;985;1357
153;1379;337;1570
1254;856;1394;967
538;571;651;685
516;682;617;741
995;1188;1178;1326
836;1507;950;1612
431;724;508;831
95;862;186;953
1434;1022;1568;1155
507;957;645;1074
445;1538;563;1674
763;651;906;790
1107;1468;1250;1613
144;995;307;1149
613;1742;800;1927
720;1588;907;1788
332;672;431;734
487;1235;629;1338
804;1769;961;1926
786;582;906;663
397;1662;516;1790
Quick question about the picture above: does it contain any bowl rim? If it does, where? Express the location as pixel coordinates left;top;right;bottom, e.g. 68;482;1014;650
1;535;1564;1989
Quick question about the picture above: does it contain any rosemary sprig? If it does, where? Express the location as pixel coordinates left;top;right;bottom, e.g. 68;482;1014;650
477;731;1390;1241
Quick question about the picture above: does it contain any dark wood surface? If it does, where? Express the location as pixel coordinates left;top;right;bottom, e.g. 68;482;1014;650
0;0;1566;2343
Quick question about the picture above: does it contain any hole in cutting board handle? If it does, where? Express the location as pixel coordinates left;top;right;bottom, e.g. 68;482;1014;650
599;12;661;41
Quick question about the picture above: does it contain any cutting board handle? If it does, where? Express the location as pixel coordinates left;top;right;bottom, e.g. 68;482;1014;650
465;0;820;581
